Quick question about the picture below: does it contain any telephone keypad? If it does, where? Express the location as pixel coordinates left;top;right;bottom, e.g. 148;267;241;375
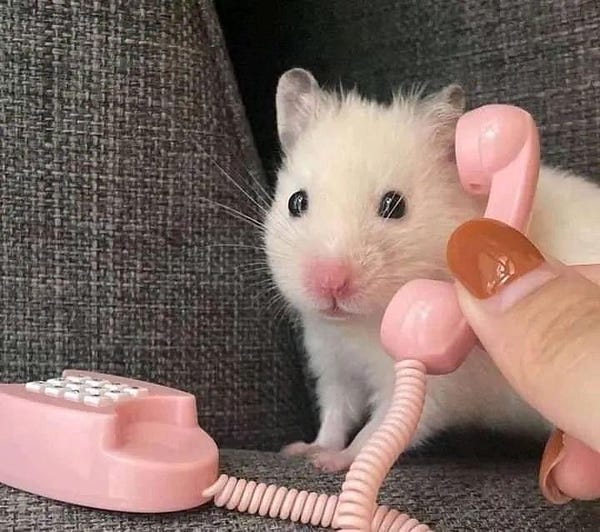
25;376;149;408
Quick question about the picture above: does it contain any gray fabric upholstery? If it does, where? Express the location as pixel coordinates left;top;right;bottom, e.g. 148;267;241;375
1;449;599;531
0;0;313;450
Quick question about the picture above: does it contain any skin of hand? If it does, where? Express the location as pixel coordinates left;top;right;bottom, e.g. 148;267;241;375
446;218;600;504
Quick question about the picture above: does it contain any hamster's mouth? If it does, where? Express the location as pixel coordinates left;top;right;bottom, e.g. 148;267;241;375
319;302;353;320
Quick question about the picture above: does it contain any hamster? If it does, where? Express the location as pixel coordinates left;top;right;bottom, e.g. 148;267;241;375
264;68;600;472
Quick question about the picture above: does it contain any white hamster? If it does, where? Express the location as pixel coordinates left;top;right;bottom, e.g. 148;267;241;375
264;68;600;472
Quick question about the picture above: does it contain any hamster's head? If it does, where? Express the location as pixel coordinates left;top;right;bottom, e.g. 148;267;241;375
265;68;484;322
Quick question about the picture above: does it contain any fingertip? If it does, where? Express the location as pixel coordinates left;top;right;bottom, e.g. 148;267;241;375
540;430;600;503
553;434;600;501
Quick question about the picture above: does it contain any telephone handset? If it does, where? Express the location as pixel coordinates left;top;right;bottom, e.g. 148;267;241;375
0;104;540;531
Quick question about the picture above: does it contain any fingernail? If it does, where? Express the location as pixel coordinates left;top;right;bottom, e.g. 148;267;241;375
447;218;555;305
539;429;572;504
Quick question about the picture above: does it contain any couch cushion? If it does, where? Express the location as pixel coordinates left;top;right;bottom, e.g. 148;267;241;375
1;449;598;530
0;0;313;450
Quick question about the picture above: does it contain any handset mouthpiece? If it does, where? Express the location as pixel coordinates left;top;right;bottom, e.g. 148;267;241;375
380;280;477;375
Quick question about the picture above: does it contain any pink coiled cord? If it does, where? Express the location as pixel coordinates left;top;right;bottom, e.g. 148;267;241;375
336;360;428;531
203;359;431;531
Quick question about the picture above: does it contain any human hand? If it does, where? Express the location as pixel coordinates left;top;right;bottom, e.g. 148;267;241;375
447;218;600;504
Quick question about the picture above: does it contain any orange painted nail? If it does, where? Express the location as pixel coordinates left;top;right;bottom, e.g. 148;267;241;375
447;218;545;299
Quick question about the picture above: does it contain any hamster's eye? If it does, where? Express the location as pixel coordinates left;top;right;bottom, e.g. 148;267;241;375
288;190;308;217
378;191;406;219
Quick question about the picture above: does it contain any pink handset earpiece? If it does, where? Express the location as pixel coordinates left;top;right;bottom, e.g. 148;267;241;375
381;104;541;374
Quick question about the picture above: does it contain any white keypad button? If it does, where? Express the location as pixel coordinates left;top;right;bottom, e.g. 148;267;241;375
66;375;89;383
123;386;148;397
64;390;84;402
83;395;112;407
47;378;68;386
104;391;130;402
85;379;109;387
44;386;67;397
104;383;127;392
25;381;47;393
84;388;103;396
65;382;85;390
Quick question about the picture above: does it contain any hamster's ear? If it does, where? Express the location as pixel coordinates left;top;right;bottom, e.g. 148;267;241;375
423;84;466;161
437;84;466;114
276;68;321;153
424;83;466;124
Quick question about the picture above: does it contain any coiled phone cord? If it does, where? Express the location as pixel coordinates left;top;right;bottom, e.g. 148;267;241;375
203;359;431;531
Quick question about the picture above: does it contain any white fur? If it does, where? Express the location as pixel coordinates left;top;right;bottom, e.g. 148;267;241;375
265;82;600;471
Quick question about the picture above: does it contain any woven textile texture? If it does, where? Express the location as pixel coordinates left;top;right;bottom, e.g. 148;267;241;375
217;0;600;186
1;449;599;531
0;0;314;450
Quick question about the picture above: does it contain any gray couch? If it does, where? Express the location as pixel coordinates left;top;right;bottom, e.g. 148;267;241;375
1;1;598;530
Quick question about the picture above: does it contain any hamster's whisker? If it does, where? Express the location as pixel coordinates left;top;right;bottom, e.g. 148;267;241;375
261;228;300;251
198;197;266;232
206;243;264;251
263;291;286;314
245;279;277;292
238;160;275;207
238;260;271;268
239;267;275;278
263;208;306;247
251;291;284;320
246;275;277;291
237;269;273;278
225;156;273;209
208;243;293;264
265;199;309;241
273;300;292;327
366;274;405;284
373;238;416;256
259;200;306;246
264;223;305;251
247;281;279;298
192;140;272;215
240;264;273;271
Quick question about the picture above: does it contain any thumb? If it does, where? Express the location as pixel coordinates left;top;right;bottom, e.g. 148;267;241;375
447;218;600;503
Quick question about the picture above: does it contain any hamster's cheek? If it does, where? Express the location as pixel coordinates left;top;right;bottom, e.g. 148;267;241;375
264;238;307;309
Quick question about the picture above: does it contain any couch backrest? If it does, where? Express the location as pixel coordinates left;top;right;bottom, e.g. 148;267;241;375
0;1;315;450
219;1;600;184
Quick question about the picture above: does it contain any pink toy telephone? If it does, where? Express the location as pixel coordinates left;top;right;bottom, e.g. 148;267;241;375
0;104;540;530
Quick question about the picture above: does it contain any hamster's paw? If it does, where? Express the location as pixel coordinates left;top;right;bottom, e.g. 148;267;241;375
311;449;353;473
280;441;322;457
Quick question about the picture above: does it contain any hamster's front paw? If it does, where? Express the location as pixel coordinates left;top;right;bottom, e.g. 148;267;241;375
311;449;353;473
280;441;322;457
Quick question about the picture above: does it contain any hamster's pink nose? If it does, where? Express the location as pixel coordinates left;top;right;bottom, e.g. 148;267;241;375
304;258;354;299
456;104;531;195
